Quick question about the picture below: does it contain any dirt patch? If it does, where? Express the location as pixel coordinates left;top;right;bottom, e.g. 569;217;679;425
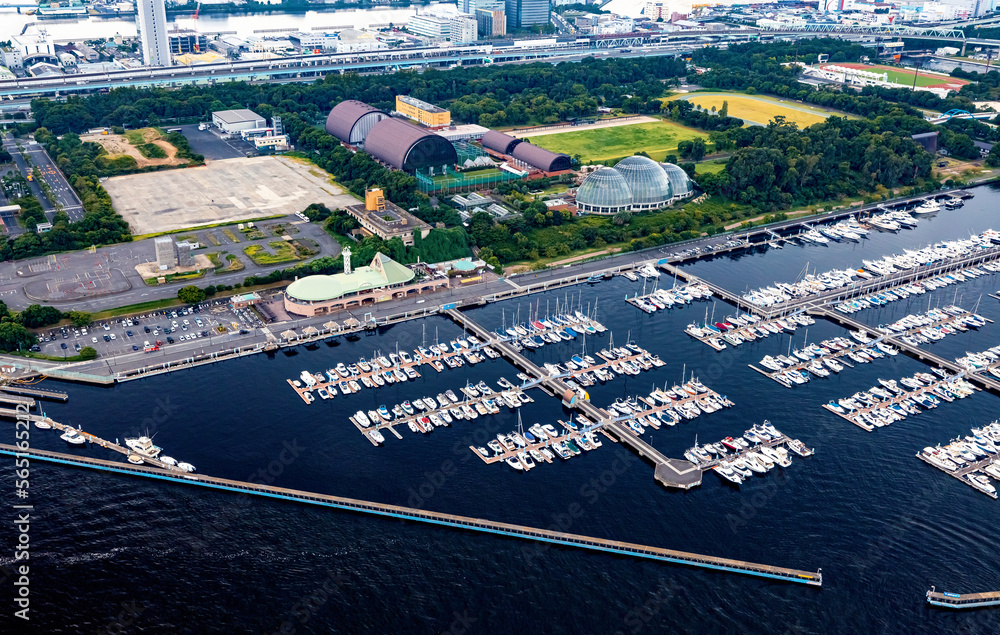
80;133;189;168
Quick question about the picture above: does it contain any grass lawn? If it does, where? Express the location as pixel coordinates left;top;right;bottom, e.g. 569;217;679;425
529;121;708;163
695;161;726;175
91;298;183;320
244;241;301;266
674;93;836;127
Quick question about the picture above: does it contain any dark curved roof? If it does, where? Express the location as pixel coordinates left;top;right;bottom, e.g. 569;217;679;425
511;142;571;172
481;130;522;155
325;100;388;143
364;117;458;172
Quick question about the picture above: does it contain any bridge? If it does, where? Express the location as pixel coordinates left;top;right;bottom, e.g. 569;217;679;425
0;444;824;586
927;109;997;124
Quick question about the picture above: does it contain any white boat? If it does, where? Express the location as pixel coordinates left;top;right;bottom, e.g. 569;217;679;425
61;429;87;445
159;456;178;466
368;430;385;445
178;462;196;473
125;435;161;457
713;463;743;485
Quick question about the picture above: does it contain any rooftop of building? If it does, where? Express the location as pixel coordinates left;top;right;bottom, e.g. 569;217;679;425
286;253;415;303
346;198;432;235
397;94;448;113
213;108;265;124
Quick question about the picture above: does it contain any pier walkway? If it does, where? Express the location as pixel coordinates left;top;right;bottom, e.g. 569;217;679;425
0;444;822;586
813;309;1000;394
444;309;703;487
927;588;1000;609
0;383;69;401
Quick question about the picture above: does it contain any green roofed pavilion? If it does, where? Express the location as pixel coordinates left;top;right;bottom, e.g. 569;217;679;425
286;252;415;304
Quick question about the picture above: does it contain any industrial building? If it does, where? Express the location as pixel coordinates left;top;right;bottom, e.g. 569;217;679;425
395;95;451;128
169;30;208;55
325;100;390;145
363;117;459;172
212;109;267;134
345;188;432;246
575;157;694;215
480;131;570;173
284;251;447;317
136;0;170;67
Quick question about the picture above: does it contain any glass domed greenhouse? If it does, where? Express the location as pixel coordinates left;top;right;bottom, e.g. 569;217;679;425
575;159;695;215
574;167;634;215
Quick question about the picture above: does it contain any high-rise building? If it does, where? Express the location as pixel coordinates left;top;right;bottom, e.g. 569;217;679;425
450;15;479;43
477;8;507;37
136;0;170;67
505;0;550;30
462;0;504;12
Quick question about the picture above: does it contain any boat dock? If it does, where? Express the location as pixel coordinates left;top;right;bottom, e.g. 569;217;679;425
813;308;1000;395
0;383;70;401
823;375;979;432
25;416;188;472
916;450;998;499
0;393;35;407
0;443;823;587
927;588;1000;609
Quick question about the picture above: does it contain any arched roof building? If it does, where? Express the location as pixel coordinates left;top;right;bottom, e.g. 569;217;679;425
481;130;522;155
363;117;458;172
511;142;571;173
325;100;389;145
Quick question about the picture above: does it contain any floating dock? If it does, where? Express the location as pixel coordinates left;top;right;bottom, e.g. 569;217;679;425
822;376;978;433
927;588;1000;609
0;443;823;587
0;383;69;402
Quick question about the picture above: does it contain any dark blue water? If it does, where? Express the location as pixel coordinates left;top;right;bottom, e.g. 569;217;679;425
4;194;1000;632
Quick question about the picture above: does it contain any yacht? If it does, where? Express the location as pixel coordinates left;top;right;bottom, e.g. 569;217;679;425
61;429;87;446
124;435;162;457
177;462;196;473
368;430;385;445
713;463;744;485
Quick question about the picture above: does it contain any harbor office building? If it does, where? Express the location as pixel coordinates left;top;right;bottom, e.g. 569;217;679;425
283;251;449;317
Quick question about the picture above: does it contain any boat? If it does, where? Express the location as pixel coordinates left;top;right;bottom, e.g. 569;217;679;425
368;430;385;445
124;435;161;457
505;456;524;471
61;429;87;445
159;456;178;466
713;463;743;485
178;462;196;473
34;419;53;430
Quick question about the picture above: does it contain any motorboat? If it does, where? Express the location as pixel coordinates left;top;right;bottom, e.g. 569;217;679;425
125;435;161;457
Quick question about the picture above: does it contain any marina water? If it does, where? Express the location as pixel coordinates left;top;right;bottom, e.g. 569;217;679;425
5;189;1000;631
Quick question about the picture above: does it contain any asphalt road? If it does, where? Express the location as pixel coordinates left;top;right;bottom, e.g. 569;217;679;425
2;137;84;222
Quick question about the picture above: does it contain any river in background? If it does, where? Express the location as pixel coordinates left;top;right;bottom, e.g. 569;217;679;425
3;191;1000;631
0;3;457;41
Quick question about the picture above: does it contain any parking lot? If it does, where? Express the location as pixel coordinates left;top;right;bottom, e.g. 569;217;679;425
34;300;266;360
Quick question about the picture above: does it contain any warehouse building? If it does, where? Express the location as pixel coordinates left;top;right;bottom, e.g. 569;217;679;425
480;131;569;173
395;95;451;128
325;100;390;145
364;117;458;172
212;109;267;134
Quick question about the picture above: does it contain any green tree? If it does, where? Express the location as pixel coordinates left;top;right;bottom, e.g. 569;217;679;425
18;304;63;328
0;322;36;352
78;346;97;360
66;310;92;327
720;100;729;117
177;285;206;304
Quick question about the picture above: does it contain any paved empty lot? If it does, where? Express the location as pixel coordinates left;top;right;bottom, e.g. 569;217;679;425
103;156;358;234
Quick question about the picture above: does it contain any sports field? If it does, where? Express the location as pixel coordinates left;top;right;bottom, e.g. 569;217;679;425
821;64;970;89
528;120;707;163
679;94;833;128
